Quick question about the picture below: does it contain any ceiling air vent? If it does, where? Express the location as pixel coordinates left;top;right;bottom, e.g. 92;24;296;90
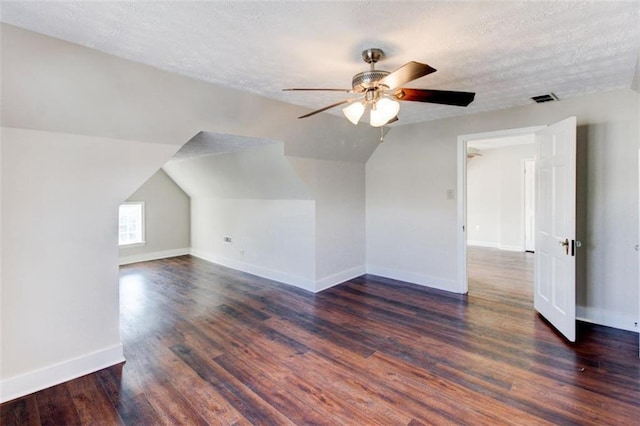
531;93;558;103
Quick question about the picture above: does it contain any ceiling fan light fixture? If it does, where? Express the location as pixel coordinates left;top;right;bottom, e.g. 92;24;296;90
284;48;475;125
370;97;400;127
342;101;365;125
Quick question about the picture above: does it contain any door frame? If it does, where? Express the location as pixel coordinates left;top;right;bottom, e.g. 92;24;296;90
456;125;545;294
523;158;536;252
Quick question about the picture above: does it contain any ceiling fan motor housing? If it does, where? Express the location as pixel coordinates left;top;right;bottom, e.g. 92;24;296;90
352;70;390;91
353;48;389;92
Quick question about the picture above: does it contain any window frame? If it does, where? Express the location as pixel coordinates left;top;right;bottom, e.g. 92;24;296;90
118;201;146;247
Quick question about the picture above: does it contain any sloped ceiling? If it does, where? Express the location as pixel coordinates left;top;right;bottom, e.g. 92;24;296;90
1;1;638;126
167;132;281;163
0;24;381;162
163;142;312;200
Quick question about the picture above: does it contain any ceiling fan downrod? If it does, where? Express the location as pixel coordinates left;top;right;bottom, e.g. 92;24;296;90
362;48;384;70
352;48;390;92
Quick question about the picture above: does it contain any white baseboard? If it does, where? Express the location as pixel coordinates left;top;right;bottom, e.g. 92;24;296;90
119;248;190;265
576;306;639;333
0;343;124;403
468;241;524;252
315;265;366;293
498;244;524;252
467;240;499;248
366;264;462;294
190;248;316;292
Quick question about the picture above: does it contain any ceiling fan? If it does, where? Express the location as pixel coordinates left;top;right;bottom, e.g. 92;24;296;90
283;48;475;127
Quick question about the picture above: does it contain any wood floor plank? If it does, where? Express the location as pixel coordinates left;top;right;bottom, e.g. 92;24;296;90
66;374;123;425
213;351;351;425
35;385;82;426
364;351;554;426
2;250;638;425
509;373;639;425
142;379;209;426
95;366;165;426
138;328;252;425
170;343;296;425
0;395;41;426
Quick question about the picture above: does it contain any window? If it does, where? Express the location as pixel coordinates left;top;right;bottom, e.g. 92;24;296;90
119;202;145;246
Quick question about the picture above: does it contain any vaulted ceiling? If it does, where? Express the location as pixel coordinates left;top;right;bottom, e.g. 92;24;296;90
1;1;639;126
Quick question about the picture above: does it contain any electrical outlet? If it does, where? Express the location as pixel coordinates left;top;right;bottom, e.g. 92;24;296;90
224;236;232;243
446;189;455;200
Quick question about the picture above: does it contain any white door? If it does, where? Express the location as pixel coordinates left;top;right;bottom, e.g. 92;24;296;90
534;116;577;342
524;159;536;252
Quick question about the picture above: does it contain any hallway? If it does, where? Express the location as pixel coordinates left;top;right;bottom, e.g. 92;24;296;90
467;246;534;309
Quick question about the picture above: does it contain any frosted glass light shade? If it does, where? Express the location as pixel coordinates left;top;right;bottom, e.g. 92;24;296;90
370;97;400;127
342;102;365;125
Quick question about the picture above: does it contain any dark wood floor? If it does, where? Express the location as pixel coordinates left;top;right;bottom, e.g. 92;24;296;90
2;251;639;425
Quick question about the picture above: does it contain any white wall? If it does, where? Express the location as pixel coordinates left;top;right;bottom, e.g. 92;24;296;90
467;143;535;250
632;52;640;93
190;198;316;289
367;88;639;332
164;143;318;290
1;24;379;400
367;125;460;291
119;169;191;265
289;157;366;290
0;128;177;402
164;144;367;292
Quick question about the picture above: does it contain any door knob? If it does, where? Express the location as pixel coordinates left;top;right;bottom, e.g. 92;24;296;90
559;238;569;255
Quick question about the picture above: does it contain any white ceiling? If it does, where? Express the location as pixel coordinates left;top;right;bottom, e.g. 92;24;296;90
1;1;639;126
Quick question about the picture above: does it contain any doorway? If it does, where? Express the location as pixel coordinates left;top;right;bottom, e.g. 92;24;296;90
456;125;544;295
464;132;536;305
523;159;535;253
458;118;578;342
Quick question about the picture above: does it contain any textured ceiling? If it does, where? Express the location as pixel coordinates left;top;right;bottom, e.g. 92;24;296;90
1;1;639;126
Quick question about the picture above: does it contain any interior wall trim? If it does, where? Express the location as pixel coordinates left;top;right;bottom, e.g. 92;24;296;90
119;248;191;266
366;265;461;294
576;306;639;333
467;240;500;249
0;343;124;403
315;266;366;293
190;248;316;292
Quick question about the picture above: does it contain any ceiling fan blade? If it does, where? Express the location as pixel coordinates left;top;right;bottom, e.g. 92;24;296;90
283;88;352;92
378;61;437;90
393;88;475;106
298;99;351;119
